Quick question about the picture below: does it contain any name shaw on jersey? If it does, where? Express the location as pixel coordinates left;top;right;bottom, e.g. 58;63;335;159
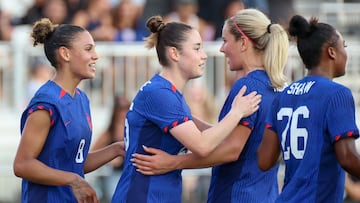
287;81;315;95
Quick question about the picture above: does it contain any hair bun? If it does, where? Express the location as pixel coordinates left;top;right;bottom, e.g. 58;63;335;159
288;15;311;39
146;15;166;33
31;18;57;46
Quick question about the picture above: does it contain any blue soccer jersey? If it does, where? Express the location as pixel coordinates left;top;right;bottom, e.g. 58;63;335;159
20;80;93;203
207;70;279;203
112;74;192;203
266;75;359;203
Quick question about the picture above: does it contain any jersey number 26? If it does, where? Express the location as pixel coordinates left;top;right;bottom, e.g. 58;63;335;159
277;106;309;160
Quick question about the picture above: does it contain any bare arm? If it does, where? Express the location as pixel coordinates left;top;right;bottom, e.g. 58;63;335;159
170;86;260;157
335;137;360;178
132;125;251;175
192;116;212;131
90;131;112;151
13;110;98;203
89;130;125;171
345;173;360;201
257;128;281;171
84;141;125;173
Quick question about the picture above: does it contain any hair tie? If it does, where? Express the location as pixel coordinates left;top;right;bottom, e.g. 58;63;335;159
157;22;166;32
267;23;273;33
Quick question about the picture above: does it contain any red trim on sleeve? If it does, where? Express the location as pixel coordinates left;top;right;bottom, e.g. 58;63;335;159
184;117;189;122
265;124;272;129
347;131;354;137
37;105;44;110
335;135;341;141
163;126;169;133
172;120;178;127
242;121;250;126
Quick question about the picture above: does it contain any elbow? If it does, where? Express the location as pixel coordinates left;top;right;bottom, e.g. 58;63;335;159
13;161;25;178
195;144;241;161
257;152;273;171
193;148;212;158
258;160;272;171
225;148;242;162
191;143;215;157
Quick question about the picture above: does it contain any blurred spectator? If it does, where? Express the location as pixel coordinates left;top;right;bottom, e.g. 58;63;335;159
242;0;269;14
12;0;70;25
224;0;245;19
12;0;45;25
268;0;295;29
184;79;216;123
72;0;115;41
197;0;244;40
26;56;55;104
164;0;215;41
111;0;148;42
43;0;69;24
0;10;14;41
66;0;87;21
91;95;130;203
0;0;34;19
139;0;173;23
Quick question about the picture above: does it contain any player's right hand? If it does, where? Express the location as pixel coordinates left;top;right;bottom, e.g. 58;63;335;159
232;85;261;117
69;174;99;203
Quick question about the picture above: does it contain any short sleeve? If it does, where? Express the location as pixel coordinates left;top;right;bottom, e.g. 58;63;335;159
143;88;192;133
326;87;359;143
20;102;59;132
220;79;256;129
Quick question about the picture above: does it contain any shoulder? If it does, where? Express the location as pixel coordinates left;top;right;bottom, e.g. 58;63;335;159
133;77;185;111
141;75;179;96
29;81;62;105
317;78;352;97
144;86;182;108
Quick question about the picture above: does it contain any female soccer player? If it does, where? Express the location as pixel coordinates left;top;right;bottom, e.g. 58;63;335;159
257;15;360;202
13;18;124;203
131;9;289;202
111;15;261;203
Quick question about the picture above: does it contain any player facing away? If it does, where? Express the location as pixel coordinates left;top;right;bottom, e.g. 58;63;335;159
111;15;261;203
257;15;360;202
